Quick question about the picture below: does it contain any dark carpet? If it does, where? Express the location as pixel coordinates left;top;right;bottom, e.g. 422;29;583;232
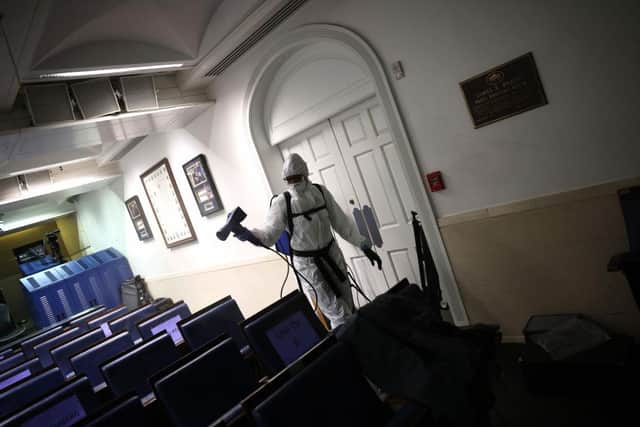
491;343;637;427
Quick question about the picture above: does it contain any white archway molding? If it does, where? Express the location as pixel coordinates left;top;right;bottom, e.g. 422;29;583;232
245;24;469;325
264;40;375;144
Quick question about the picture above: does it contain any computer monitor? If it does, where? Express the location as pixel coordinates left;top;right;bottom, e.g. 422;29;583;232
108;303;157;343
86;305;129;337
0;376;104;427
33;326;83;367
0;358;42;391
50;328;106;378
69;331;134;390
242;291;327;375
0;351;26;374
178;296;248;352
20;325;64;357
101;332;182;402
136;302;191;345
152;337;258;427
0;366;65;419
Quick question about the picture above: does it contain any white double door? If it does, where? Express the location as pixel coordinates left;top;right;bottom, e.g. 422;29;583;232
279;97;420;302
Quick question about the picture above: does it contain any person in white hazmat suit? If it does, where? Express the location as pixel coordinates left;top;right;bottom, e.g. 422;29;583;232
235;153;382;328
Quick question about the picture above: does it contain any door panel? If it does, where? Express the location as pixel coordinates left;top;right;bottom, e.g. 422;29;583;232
352;256;388;300
388;249;419;285
353;149;398;228
381;143;413;222
331;97;419;294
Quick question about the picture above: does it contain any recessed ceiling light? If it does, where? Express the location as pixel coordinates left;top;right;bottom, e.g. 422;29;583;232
40;63;184;79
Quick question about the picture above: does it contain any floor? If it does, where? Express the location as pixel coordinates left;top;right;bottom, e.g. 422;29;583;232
492;343;637;427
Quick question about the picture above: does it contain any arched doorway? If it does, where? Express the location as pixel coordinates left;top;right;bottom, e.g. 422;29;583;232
245;24;468;325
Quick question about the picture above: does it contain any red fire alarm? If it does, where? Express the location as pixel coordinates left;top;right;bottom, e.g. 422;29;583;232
426;171;445;192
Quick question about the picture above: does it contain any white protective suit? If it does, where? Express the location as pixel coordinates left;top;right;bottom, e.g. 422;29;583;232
252;154;369;328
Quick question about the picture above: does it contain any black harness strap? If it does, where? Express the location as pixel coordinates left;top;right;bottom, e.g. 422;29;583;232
285;184;345;299
283;191;303;294
290;183;327;221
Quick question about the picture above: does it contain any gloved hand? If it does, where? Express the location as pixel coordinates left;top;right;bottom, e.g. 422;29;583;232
233;226;261;246
363;247;382;270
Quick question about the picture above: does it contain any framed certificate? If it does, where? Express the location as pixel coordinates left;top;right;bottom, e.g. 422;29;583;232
140;158;197;248
125;195;153;241
182;154;223;216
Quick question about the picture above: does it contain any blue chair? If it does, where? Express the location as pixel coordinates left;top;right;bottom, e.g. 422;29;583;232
228;336;338;427
0;358;42;391
0;376;104;427
109;303;157;342
178;296;248;352
153;337;259;427
136;301;191;345
69;306;107;331
101;332;182;401
70;331;134;389
50;328;106;378
86;305;129;334
252;342;394;427
82;393;171;427
0;366;65;418
20;325;64;357
33;326;83;367
242;291;327;376
0;351;25;374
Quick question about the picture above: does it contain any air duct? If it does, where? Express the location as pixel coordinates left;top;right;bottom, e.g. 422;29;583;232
204;0;309;78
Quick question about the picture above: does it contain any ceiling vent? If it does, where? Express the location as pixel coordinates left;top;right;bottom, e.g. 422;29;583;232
120;75;158;112
70;78;121;119
204;0;309;78
23;83;76;125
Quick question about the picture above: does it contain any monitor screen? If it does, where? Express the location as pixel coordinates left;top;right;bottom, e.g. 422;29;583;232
22;394;86;427
150;315;184;345
0;369;31;391
265;311;320;365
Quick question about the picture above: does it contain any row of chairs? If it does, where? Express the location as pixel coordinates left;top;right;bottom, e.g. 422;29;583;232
1;289;423;426
0;299;178;417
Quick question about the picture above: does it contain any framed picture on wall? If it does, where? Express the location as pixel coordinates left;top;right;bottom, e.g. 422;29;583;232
140;158;197;248
125;195;153;241
182;154;223;216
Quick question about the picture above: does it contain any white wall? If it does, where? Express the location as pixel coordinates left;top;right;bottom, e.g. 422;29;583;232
211;0;640;217
75;178;126;254
73;0;640;318
117;106;271;279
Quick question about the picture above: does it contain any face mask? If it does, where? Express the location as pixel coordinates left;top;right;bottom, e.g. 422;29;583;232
288;179;307;192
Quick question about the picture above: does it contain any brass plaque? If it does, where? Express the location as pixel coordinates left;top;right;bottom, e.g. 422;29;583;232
460;52;548;128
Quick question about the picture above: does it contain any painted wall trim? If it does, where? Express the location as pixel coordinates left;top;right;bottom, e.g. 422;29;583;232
438;175;640;228
244;23;469;326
